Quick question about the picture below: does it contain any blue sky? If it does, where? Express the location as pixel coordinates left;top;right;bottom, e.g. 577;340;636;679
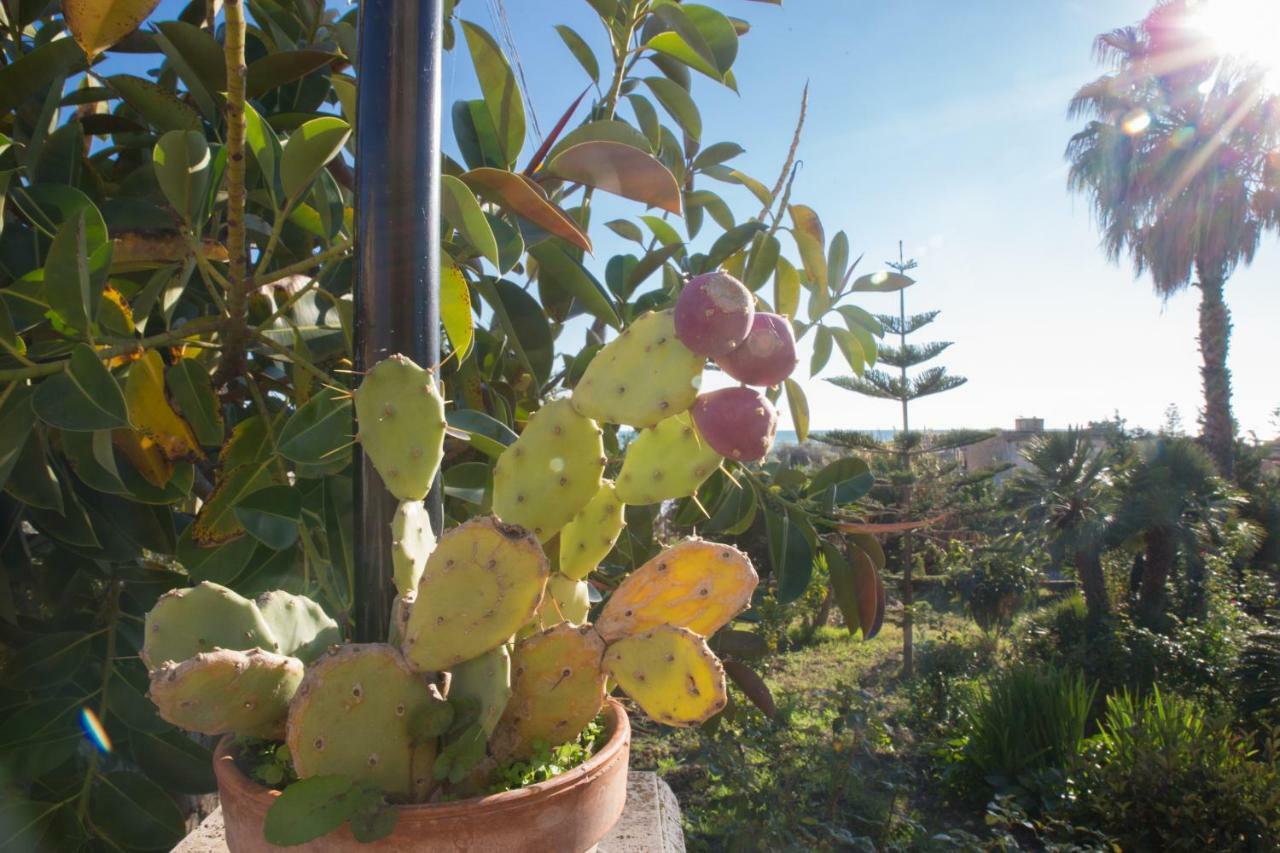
443;0;1279;438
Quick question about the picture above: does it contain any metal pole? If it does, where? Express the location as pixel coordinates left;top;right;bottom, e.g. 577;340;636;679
352;0;443;642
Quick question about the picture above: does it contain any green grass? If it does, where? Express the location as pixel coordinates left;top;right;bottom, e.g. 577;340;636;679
628;614;986;852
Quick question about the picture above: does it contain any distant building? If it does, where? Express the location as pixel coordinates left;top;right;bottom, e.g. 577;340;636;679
962;417;1115;484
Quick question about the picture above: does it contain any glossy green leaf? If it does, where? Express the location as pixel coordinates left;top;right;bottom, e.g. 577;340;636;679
264;775;389;846
462;20;525;167
642;77;701;141
743;233;780;292
765;507;813;604
277;387;351;466
281;116;352;202
106;75;202;133
784;378;809;442
810;325;834;375
692;141;745;170
246;50;338;100
44;208;112;334
475;277;553;387
244;103;282;203
0;385;36;490
545;119;652;163
33;345;129;431
90;772;186;852
152;130;211;224
828;230;850;291
234;485;301;550
831;327;866;376
836;304;883;337
165;359;223;447
774;256;800;318
850;271;915;293
555;24;599;83
462;168;591;253
823;540;873;638
447;408;517;459
528;241;619;329
806;457;874;504
703;221;766;272
788;204;827;289
442;174;499;265
0;39;82;114
152;21;225;119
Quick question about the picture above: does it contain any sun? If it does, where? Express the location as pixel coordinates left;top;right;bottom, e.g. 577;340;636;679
1188;0;1280;91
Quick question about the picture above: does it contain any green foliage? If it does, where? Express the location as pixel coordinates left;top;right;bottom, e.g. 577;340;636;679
943;535;1040;634
1235;627;1280;726
1074;689;1280;851
488;717;605;794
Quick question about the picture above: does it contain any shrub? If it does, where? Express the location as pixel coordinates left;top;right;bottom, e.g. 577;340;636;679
944;536;1039;635
905;627;998;735
1076;688;1280;851
1236;627;1280;726
949;665;1094;803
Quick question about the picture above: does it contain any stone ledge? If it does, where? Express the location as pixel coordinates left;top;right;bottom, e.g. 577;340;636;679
174;771;685;852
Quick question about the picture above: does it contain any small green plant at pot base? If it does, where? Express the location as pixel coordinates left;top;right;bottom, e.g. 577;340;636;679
139;341;785;845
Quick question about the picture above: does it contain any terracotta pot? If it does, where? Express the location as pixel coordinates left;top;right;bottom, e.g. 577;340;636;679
214;699;631;853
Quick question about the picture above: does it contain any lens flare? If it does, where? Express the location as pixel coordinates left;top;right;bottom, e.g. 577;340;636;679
1122;109;1152;135
79;706;113;754
1190;0;1280;92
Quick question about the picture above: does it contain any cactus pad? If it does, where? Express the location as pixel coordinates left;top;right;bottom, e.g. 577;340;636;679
596;539;758;643
353;354;446;501
615;413;722;505
490;624;608;760
604;624;727;726
392;499;436;596
141;581;278;670
388;591;414;647
539;574;590;627
255;590;340;664
286;644;445;798
572;310;704;428
401;516;549;671
559;480;625;580
446;645;512;736
492;399;605;542
149;648;303;739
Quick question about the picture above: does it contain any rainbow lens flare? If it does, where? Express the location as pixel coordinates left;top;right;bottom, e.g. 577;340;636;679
79;707;113;754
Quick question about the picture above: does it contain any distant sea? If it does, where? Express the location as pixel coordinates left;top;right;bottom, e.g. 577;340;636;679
775;429;897;446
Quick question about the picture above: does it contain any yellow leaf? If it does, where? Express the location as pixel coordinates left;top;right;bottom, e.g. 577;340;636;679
113;429;172;488
64;0;164;59
124;350;204;461
441;264;474;362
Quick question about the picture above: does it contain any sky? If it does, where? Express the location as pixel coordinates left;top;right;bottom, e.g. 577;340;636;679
441;0;1280;439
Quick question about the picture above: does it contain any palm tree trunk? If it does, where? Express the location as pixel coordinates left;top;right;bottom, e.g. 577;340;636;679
1138;527;1176;624
1195;264;1234;478
1073;547;1109;619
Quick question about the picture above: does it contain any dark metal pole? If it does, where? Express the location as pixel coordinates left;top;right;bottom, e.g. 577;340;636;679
352;0;443;642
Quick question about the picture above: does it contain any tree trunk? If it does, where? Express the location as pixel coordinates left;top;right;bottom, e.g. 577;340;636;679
1195;265;1234;478
1138;527;1176;624
1073;547;1109;619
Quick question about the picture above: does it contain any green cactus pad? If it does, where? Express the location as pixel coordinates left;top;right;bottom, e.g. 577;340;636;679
141;581;278;670
148;648;303;739
559;480;625;580
402;517;549;671
571;310;705;428
615;412;722;505
255;590;341;664
353;354;446;501
388;591;414;647
595;538;758;643
492;399;605;542
392;499;436;596
490;623;608;761
286;644;445;799
604;624;727;727
538;574;591;628
446;645;512;736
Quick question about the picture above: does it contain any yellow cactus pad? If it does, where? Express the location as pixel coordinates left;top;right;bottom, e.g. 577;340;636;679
286;644;444;798
559;480;625;580
538;574;591;628
490;623;608;760
492;399;605;542
604;625;727;727
595;539;758;643
402;517;549;671
614;413;722;505
571;310;705;428
391;499;436;596
149;648;303;739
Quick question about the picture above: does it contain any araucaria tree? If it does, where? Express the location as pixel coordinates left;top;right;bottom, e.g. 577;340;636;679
1066;0;1280;478
822;245;978;676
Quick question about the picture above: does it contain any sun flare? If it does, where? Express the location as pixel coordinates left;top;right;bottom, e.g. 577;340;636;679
1189;0;1280;91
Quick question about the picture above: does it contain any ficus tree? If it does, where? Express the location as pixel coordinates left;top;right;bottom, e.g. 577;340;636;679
0;0;897;846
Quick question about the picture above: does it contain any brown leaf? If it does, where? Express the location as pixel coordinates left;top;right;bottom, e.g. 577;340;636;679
722;659;775;718
461;168;591;253
543;141;682;215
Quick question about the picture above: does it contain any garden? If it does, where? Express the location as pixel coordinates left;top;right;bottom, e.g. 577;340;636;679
0;0;1278;850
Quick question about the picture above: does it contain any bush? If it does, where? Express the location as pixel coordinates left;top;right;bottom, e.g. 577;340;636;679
1076;688;1280;851
1236;628;1280;726
944;536;1039;635
905;627;998;735
948;665;1094;803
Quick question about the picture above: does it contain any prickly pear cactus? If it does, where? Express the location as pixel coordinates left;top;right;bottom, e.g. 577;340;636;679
538;574;591;627
492;399;605;542
286;644;445;798
391;499;436;596
388;591;414;647
149;648;303;739
615;412;722;505
490;623;608;760
559;480;625;580
604;624;727;727
141;581;278;669
353;354;446;501
571;310;704;428
446;645;512;737
673;271;755;357
255;590;340;664
596;539;758;642
401;517;549;671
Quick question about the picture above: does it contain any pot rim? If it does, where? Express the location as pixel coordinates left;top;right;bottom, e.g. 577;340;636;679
213;697;631;818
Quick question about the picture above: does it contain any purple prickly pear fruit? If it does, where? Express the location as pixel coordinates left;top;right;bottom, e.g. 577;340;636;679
691;387;778;462
713;313;798;387
673;272;755;357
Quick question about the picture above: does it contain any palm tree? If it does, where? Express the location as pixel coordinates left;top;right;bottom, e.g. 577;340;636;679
1066;0;1280;478
1004;431;1115;619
